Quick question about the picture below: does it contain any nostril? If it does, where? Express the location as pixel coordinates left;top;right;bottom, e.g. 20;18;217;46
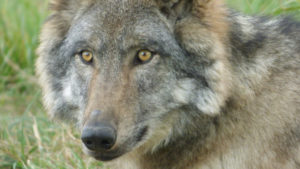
86;140;93;146
98;132;116;149
100;138;114;149
81;136;96;151
102;140;110;146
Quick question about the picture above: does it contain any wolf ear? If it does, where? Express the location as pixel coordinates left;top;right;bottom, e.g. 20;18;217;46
40;0;83;43
156;0;191;20
157;0;225;21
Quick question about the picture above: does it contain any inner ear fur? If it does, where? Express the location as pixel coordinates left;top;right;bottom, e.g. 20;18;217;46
41;0;78;40
157;0;226;18
156;0;191;19
39;0;88;49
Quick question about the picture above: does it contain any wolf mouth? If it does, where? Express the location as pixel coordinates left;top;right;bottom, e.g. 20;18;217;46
84;146;125;161
94;153;123;161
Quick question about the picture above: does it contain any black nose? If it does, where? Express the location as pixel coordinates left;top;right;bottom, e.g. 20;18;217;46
81;123;116;151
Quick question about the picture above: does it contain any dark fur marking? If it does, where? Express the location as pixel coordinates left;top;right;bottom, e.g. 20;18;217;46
136;126;148;142
279;17;300;36
229;24;267;59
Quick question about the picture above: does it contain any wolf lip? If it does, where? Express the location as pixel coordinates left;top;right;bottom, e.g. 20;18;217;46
84;146;125;161
93;153;123;161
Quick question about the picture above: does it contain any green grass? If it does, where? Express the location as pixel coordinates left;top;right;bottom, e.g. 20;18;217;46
0;0;300;168
228;0;300;17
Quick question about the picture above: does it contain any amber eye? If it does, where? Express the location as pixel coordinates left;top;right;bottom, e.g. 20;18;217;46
80;50;93;63
137;50;153;63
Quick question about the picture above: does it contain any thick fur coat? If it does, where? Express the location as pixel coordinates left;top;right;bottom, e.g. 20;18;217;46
36;0;300;168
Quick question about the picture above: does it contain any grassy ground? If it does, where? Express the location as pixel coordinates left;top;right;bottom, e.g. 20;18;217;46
0;0;300;168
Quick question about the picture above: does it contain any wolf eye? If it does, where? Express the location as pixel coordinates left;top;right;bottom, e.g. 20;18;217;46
80;50;93;63
137;50;153;63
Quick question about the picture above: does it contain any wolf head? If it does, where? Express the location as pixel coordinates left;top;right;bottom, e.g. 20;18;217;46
36;0;232;161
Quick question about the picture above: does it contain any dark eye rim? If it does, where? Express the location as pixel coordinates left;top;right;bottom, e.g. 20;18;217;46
78;50;94;65
135;49;156;64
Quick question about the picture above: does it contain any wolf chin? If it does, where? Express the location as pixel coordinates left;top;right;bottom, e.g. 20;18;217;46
36;0;300;168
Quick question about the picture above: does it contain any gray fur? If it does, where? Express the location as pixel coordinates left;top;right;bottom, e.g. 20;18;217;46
36;0;300;168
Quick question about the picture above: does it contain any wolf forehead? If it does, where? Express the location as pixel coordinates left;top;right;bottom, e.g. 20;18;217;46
52;0;180;53
67;12;172;48
51;0;166;25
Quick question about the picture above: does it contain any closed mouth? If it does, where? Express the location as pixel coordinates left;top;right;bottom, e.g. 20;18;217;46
94;153;123;161
85;148;125;161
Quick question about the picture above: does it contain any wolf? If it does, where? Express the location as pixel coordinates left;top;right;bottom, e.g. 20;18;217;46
36;0;300;168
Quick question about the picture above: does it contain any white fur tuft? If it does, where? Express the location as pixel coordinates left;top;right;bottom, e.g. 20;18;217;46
172;78;196;104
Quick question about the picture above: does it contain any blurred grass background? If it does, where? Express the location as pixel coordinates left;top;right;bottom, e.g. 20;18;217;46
0;0;300;168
